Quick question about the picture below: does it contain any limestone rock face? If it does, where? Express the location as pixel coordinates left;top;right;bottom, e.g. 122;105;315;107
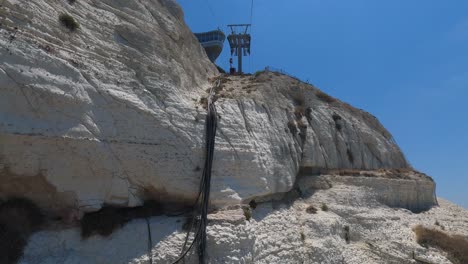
20;188;467;264
1;0;413;214
298;173;437;213
0;0;216;212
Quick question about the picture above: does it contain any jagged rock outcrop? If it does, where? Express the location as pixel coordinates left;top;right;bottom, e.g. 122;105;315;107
1;0;423;217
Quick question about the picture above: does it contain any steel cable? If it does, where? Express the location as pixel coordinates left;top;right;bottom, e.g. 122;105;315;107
145;217;153;264
170;80;219;264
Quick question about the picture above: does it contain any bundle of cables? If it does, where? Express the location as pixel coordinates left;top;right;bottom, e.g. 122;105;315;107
170;80;219;264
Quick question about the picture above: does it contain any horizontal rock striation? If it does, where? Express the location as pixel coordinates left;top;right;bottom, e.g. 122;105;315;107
297;170;437;213
0;0;216;211
19;195;467;264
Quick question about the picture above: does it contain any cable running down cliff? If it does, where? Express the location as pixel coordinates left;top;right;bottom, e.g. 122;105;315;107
171;80;219;264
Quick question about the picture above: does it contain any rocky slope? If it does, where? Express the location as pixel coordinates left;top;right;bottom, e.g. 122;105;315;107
20;181;467;264
1;0;464;263
0;0;416;215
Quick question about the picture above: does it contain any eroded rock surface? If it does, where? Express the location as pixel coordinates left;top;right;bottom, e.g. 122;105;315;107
0;0;456;263
1;0;420;215
1;0;216;212
20;185;467;264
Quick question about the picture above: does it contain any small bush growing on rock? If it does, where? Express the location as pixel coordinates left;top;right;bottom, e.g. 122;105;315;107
306;205;317;214
67;0;76;4
300;232;306;241
315;90;336;103
242;207;252;221
253;70;264;78
321;203;329;211
292;94;305;107
59;13;79;31
413;225;468;264
200;97;208;109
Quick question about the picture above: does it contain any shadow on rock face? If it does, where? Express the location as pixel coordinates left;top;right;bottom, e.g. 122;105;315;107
0;198;44;264
80;200;166;238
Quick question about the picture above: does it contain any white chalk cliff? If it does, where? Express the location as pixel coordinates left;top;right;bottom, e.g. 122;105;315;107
20;189;468;264
1;0;464;263
0;0;415;212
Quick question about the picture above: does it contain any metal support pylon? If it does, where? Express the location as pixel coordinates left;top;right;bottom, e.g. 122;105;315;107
227;24;251;74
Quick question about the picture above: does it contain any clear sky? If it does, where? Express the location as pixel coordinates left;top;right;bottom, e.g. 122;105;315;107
177;0;468;208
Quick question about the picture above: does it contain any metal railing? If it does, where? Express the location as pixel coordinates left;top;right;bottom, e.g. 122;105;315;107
195;31;226;43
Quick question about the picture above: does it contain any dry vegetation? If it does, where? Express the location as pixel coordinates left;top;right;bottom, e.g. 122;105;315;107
318;168;432;180
59;13;80;32
253;70;265;78
306;205;317;214
291;92;305;107
321;203;329;211
315;90;336;103
413;225;468;264
242;207;252;221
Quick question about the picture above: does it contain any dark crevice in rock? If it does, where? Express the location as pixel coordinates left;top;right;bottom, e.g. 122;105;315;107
80;200;166;238
0;198;44;264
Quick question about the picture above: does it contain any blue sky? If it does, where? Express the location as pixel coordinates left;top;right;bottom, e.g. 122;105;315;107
177;0;468;208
